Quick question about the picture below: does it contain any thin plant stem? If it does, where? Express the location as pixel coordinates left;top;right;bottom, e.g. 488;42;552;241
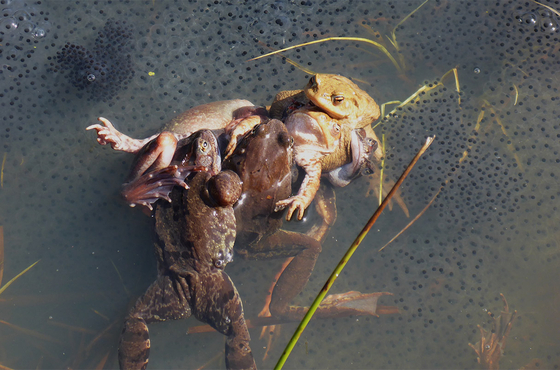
274;136;435;370
0;260;40;296
378;133;386;206
379;186;442;251
248;37;402;73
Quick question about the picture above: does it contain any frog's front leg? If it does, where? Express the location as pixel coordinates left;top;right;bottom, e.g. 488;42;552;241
119;274;192;370
268;90;307;120
362;123;384;162
189;269;256;370
275;160;322;221
87;117;157;153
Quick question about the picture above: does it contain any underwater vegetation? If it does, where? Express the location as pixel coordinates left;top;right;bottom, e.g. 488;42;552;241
53;18;135;102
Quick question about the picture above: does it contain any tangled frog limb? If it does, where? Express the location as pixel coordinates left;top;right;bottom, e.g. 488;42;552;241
274;109;379;219
86;100;267;209
120;129;221;209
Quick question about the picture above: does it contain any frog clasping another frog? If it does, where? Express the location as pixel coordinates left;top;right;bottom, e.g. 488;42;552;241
118;132;257;370
224;118;392;321
267;73;383;220
87;99;267;209
88;98;392;369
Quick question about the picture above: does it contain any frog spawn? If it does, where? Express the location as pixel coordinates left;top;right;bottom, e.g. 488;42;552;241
53;19;135;102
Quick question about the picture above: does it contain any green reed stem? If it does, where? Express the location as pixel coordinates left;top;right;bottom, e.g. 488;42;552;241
274;136;435;370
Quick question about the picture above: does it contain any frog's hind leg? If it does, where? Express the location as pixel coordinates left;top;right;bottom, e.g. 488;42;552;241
126;131;178;182
119;274;192;370
190;270;256;370
239;229;322;318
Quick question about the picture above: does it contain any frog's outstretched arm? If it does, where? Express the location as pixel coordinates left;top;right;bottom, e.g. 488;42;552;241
86;117;157;153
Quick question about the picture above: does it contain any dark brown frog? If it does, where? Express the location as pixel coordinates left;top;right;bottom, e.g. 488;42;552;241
223;119;383;320
118;167;257;370
223;118;324;318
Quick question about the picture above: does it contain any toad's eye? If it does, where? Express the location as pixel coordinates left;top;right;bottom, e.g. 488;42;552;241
277;131;293;148
332;95;344;104
200;140;209;152
214;259;224;268
308;75;317;87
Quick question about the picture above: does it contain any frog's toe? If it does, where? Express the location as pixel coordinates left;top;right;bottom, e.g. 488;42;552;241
86;117;128;150
294;203;306;220
88;117;147;153
274;197;291;213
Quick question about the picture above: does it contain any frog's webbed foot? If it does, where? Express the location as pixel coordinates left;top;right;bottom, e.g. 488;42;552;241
122;165;190;210
86;117;153;153
119;275;192;370
281;291;398;322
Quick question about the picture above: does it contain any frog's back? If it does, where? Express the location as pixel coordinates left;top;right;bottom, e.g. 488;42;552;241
164;99;255;135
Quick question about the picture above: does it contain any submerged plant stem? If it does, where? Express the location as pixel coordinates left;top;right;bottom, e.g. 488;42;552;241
378;133;386;206
379;186;442;251
0;260;40;296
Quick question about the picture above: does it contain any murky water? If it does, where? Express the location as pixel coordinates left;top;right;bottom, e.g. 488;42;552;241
0;0;559;369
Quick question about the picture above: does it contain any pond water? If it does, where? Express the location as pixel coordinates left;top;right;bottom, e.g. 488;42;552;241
0;0;559;369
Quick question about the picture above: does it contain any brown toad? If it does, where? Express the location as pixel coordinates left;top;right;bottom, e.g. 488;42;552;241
118;167;256;370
